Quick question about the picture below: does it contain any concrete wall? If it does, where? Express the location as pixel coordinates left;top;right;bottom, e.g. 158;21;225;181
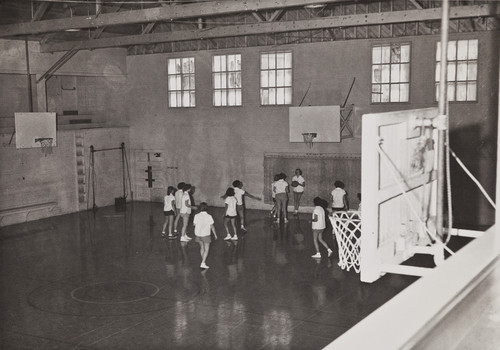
126;31;498;227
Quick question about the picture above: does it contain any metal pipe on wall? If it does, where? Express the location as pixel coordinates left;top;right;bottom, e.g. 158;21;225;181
25;38;33;112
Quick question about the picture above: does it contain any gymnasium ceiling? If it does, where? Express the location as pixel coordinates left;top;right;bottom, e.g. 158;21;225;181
0;0;498;57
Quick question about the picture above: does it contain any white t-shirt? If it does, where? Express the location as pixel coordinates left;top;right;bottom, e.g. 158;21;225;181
163;194;175;211
225;196;237;216
292;175;305;193
180;192;191;214
175;189;184;209
312;206;326;230
271;181;277;198
331;187;346;208
274;179;288;194
234;187;245;205
193;211;214;237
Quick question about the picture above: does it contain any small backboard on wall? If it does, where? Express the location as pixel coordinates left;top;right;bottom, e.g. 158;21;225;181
15;112;57;149
289;106;341;143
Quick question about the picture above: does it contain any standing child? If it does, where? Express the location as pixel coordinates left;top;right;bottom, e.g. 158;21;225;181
232;180;261;231
161;186;177;238
180;183;196;242
270;174;280;218
291;168;305;215
173;182;185;234
193;203;217;269
223;188;238;241
331;180;349;212
311;197;333;258
273;173;289;223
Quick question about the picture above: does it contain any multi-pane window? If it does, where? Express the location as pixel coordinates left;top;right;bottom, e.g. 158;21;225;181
260;51;292;105
371;44;410;103
167;57;195;107
435;39;478;102
213;54;242;106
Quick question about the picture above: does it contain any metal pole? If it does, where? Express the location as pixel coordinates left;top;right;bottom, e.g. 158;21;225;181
25;38;33;112
436;0;450;240
121;142;126;198
90;145;97;211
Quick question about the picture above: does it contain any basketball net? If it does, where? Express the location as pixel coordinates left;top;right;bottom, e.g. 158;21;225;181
302;132;317;148
35;137;53;157
330;211;361;273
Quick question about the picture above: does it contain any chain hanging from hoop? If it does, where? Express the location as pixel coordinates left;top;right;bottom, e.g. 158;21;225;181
35;137;53;157
302;132;317;148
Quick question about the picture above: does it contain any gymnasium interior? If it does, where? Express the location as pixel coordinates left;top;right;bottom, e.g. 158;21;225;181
0;0;499;349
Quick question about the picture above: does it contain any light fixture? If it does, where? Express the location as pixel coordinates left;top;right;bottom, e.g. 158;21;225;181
304;3;326;9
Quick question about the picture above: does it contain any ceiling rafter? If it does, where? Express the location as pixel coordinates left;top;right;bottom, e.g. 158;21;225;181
0;0;345;37
40;4;500;53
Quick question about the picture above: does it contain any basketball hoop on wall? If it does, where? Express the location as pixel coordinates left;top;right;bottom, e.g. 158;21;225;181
302;133;317;148
35;137;53;157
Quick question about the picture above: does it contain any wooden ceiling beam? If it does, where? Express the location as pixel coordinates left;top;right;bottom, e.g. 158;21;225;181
0;0;343;37
32;2;51;22
40;5;500;53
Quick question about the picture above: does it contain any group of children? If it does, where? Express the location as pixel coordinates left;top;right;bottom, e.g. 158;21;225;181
162;176;357;267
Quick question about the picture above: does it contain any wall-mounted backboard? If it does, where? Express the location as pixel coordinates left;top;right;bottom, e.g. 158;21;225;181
15;112;57;149
289;106;341;143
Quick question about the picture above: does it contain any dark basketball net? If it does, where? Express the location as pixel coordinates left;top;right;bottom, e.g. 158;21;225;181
35;137;53;157
302;132;317;148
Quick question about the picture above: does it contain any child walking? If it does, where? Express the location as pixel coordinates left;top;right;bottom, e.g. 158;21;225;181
270;174;280;218
173;182;185;234
193;203;217;269
232;180;261;231
180;183;196;242
161;186;177;238
291;168;305;215
223;187;238;241
311;197;333;259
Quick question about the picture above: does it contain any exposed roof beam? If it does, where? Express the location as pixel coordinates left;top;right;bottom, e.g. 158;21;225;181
41;5;500;53
0;0;343;37
409;0;424;10
32;2;51;22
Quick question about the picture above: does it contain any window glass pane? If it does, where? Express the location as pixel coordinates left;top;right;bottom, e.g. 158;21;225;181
391;64;400;82
168;59;176;74
214;90;221;106
381;46;390;63
269;88;276;104
268;53;276;69
268;71;276;87
456;62;467;81
372;65;381;83
447;41;457;61
435;83;440;101
381;84;390;102
457;40;468;60
284;52;292;68
261;88;269;105
381;64;390;83
168;76;177;90
261;54;268;70
284;88;292;104
467;82;477;101
235;90;242;105
447;62;456;82
467;62;477;81
390;84;400;102
183;91;190;106
227;55;235;71
284;69;292;86
174;59;182;74
169;92;177;107
391;46;401;63
373;46;382;64
435;62;441;82
213;56;220;72
400;83;409;102
228;89;236;106
276;88;285;104
400;63;409;82
401;44;410;62
183;76;190;89
456;82;467;101
221;73;227;89
214;73;221;89
276;53;285;69
220;91;226;106
276;70;285;86
447;82;456;101
372;84;381;103
261;71;268;87
189;92;195;106
469;40;478;60
436;42;441;61
190;76;195;89
176;76;182;89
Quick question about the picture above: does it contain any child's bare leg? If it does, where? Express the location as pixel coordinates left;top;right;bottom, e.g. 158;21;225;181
168;216;174;235
318;231;333;256
162;216;168;234
230;218;237;236
173;214;180;232
181;214;189;237
201;242;210;265
224;217;231;236
312;230;320;253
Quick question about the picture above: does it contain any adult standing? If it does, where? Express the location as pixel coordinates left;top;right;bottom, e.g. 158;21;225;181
273;173;289;223
291;168;305;215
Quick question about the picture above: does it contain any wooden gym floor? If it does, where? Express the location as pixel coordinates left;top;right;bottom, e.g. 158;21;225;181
0;202;471;349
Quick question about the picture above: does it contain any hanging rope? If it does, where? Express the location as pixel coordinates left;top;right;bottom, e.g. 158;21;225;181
376;142;455;257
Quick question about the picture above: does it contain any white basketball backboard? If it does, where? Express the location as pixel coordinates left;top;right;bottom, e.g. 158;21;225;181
14;112;57;149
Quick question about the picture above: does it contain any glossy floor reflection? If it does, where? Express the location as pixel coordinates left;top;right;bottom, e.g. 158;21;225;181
1;202;428;349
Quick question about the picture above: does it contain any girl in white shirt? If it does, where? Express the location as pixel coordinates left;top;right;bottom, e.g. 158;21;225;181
161;186;177;238
273;173;289;223
223;187;238;241
311;197;333;258
180;183;197;242
291;168;305;215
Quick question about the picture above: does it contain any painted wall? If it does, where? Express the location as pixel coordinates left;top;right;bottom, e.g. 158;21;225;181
126;31;498;228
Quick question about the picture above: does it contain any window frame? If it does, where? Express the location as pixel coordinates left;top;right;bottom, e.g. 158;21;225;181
259;50;293;106
212;53;243;107
167;57;196;108
434;38;478;103
371;42;411;104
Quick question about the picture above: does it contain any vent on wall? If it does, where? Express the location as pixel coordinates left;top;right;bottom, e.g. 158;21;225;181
69;119;92;124
62;110;79;115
